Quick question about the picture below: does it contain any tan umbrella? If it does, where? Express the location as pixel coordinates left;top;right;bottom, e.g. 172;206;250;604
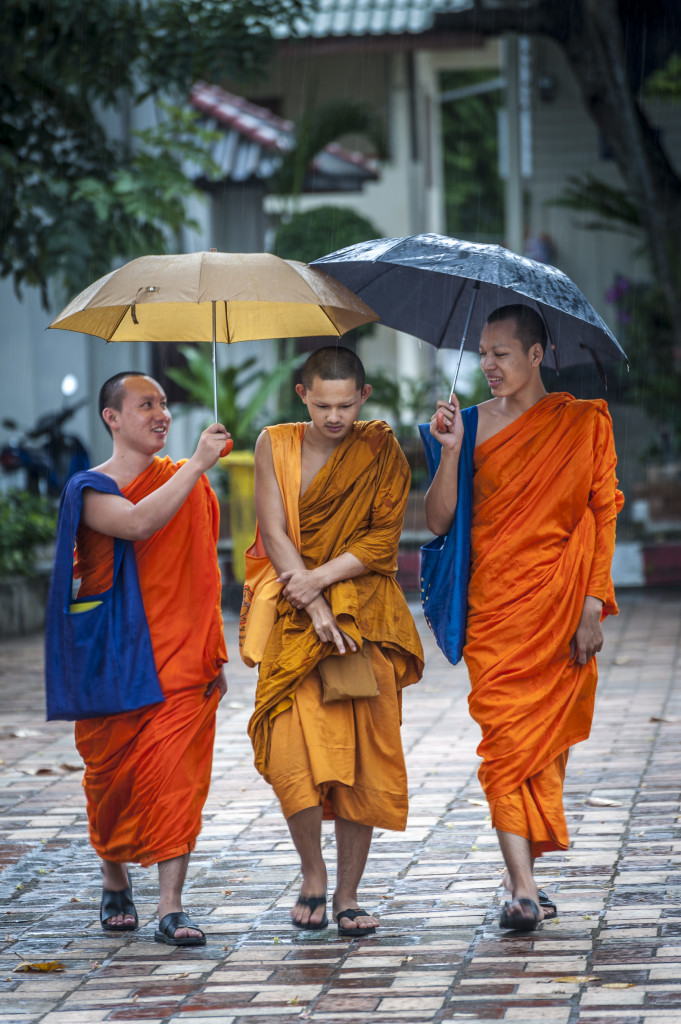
48;250;378;419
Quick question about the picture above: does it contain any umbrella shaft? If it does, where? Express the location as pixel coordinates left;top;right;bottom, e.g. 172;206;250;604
212;303;218;422
451;284;479;395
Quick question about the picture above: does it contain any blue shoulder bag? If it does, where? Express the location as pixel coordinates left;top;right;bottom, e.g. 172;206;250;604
418;405;477;665
44;471;164;721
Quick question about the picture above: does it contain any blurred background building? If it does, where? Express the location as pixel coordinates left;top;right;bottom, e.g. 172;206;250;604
2;0;681;597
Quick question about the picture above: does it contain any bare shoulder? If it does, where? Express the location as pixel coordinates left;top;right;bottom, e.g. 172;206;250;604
474;399;502;446
254;429;275;474
254;428;272;453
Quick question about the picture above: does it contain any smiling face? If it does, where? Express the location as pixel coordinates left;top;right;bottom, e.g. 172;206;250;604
104;375;171;455
295;375;371;444
479;319;543;398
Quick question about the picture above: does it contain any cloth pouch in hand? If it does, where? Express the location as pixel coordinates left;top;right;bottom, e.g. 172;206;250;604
319;644;379;702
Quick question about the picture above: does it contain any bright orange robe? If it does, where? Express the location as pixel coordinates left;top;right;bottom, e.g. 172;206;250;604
73;457;227;867
464;394;623;857
247;421;424;830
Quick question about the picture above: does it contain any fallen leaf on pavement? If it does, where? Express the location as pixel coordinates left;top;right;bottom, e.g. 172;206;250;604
58;763;84;772
554;975;601;983
602;982;636;989
14;961;66;973
649;716;679;723
586;796;622;806
613;655;629;665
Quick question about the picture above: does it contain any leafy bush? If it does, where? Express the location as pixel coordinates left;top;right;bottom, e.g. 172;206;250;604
165;344;305;449
274;205;381;267
0;492;57;577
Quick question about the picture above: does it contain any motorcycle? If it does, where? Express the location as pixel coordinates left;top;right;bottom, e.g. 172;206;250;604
1;377;90;497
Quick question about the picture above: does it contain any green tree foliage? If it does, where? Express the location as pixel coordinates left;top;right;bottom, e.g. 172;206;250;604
550;54;681;442
0;492;57;577
0;0;314;303
165;344;304;449
274;205;381;266
440;70;504;240
605;276;680;452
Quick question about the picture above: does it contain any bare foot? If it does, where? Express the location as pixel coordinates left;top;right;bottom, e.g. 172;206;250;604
291;862;328;927
157;904;203;941
100;863;136;929
291;893;327;928
500;896;543;929
333;900;380;933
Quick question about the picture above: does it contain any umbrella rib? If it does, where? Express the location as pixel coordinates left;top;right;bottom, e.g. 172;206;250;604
536;304;559;374
437;276;469;350
340;261;397;299
580;344;608;389
107;306;133;342
315;305;342;336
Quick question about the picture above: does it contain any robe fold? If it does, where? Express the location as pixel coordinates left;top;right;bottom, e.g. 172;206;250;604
73;457;227;867
247;421;424;829
464;393;623;856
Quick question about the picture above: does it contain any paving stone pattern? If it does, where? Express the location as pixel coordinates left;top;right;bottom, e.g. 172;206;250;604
1;591;680;1024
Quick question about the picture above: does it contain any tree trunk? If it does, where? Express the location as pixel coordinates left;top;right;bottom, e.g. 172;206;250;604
438;0;681;353
564;0;681;354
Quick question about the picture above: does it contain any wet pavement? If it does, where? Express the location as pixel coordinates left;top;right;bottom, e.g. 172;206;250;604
1;589;680;1024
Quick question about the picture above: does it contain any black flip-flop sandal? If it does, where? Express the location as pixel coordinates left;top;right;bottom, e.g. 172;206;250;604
537;889;558;920
154;911;206;947
291;894;328;930
499;898;540;932
100;876;138;932
336;908;377;937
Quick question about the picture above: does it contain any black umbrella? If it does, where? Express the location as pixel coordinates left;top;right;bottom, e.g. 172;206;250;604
312;233;628;390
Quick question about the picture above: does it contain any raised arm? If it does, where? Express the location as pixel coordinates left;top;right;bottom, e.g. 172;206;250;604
424;395;464;536
81;423;229;541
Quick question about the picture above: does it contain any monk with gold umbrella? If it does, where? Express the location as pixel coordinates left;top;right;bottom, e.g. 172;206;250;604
45;249;377;947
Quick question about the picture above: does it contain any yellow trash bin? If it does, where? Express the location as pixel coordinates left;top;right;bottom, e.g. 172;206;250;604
218;451;255;584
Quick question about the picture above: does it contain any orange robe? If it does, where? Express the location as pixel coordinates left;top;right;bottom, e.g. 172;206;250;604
247;421;424;830
464;394;623;857
73;457;227;867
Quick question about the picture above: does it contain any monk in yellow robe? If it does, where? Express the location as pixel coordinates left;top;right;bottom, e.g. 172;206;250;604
425;305;622;931
68;372;229;945
247;347;423;936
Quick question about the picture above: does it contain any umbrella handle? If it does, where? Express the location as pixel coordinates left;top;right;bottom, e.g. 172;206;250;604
212;302;218;422
451;282;480;395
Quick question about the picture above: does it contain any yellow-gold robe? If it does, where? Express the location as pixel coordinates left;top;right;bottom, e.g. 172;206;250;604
247;421;424;829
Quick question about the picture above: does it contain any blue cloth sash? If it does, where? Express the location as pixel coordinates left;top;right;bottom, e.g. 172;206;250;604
418;405;477;665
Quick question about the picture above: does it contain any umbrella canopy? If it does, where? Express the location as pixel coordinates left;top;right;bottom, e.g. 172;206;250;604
48;251;378;419
49;250;377;342
312;233;628;382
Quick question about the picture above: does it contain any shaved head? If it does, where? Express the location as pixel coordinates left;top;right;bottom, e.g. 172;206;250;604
300;347;365;390
99;372;155;435
486;305;547;355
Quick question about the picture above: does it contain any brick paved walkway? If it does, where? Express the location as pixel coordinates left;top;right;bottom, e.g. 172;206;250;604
1;590;680;1024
